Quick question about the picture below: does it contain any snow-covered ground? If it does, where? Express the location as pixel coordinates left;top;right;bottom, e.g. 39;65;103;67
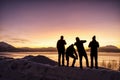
0;55;120;80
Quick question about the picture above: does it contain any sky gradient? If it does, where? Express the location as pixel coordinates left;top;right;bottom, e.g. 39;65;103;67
0;0;120;48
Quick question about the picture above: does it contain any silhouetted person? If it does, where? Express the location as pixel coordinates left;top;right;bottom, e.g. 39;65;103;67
57;36;66;66
74;37;89;69
66;44;78;67
88;36;99;69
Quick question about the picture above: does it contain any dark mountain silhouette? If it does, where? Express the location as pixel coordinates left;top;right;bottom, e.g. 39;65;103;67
87;45;120;52
1;41;120;52
98;45;120;52
0;41;57;52
0;42;16;52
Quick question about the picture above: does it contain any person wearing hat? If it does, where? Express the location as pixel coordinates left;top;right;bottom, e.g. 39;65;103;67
88;36;99;69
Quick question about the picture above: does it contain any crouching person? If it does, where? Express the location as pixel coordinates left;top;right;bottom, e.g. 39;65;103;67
66;44;78;67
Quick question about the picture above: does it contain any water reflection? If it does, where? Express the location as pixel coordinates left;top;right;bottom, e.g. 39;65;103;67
0;52;120;70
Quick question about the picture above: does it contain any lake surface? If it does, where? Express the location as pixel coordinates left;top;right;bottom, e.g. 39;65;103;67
0;52;120;70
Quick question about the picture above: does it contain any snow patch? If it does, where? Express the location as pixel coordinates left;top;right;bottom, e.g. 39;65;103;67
0;56;120;80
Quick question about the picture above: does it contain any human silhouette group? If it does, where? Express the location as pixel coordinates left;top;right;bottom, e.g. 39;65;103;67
57;35;99;69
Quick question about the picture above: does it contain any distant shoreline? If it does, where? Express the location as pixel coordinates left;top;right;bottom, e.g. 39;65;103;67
0;51;120;53
1;42;120;52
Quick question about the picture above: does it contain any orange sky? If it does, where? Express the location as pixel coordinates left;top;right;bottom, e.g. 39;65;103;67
0;0;120;48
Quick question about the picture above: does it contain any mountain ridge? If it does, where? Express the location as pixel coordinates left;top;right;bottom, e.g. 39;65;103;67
0;41;57;52
0;41;120;52
98;45;120;52
87;45;120;52
0;42;16;51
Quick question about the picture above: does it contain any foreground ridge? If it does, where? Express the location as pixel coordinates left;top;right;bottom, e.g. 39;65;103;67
0;56;119;80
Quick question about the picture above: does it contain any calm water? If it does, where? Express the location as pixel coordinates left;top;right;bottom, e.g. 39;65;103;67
0;52;120;70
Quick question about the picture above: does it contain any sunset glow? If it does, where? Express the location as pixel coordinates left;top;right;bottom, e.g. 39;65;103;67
0;0;120;48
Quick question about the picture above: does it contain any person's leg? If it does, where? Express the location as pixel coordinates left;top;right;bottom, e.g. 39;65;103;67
66;55;69;67
90;55;93;68
62;53;65;66
80;55;83;69
66;60;69;67
58;53;61;66
72;58;76;67
95;54;98;69
71;55;76;67
84;54;89;67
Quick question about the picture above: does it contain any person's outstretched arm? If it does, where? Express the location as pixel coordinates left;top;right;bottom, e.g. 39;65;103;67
81;40;86;43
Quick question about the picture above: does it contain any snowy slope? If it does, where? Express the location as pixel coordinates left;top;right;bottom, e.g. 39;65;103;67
0;56;119;80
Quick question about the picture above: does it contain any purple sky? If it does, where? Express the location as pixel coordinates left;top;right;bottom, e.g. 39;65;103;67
0;0;120;48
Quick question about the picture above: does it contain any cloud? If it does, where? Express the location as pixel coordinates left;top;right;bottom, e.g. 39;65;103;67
0;32;30;44
9;38;30;43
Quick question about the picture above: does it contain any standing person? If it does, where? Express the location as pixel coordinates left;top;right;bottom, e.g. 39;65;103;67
66;44;78;67
74;37;89;69
88;36;99;69
57;36;66;66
